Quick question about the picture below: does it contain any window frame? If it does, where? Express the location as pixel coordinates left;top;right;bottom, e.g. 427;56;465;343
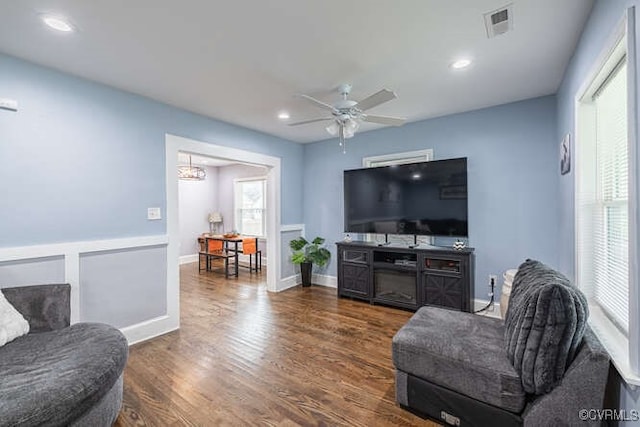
574;7;640;386
362;149;433;168
233;176;267;238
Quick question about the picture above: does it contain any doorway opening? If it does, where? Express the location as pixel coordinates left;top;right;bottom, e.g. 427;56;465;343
165;134;281;332
176;152;268;267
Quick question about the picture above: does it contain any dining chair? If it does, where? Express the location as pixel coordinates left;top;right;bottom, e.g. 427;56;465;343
241;238;262;272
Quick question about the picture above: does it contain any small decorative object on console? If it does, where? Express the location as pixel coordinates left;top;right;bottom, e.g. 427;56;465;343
452;239;466;250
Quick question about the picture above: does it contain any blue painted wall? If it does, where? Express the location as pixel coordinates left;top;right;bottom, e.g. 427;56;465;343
302;95;559;300
556;0;640;417
0;53;303;247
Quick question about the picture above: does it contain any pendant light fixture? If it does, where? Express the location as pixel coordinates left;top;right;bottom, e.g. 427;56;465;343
178;155;206;181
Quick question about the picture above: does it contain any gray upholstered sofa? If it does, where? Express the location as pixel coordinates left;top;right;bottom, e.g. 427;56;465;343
393;260;610;426
0;284;129;427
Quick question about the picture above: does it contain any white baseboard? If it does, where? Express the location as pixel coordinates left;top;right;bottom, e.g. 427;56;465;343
179;254;198;265
277;273;336;290
312;273;337;288
120;315;179;346
473;299;502;319
278;274;300;292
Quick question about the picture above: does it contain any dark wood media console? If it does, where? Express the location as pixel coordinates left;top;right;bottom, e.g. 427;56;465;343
336;241;475;312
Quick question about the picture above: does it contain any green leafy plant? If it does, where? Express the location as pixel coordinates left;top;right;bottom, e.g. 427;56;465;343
289;236;331;267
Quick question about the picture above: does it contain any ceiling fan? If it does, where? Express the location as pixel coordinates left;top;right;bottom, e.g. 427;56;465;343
289;84;407;153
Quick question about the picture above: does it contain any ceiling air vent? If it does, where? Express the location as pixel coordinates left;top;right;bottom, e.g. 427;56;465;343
484;4;514;38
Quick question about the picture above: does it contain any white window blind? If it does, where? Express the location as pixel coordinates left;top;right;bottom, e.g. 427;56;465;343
578;59;629;333
234;178;266;237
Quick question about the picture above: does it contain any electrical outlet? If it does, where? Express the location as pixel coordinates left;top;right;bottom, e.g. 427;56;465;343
489;274;497;287
147;207;162;220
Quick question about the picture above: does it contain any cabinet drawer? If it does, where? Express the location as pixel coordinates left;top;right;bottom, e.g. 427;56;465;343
342;249;369;264
423;257;462;275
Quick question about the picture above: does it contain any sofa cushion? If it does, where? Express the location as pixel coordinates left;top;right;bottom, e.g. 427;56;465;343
504;259;588;395
2;284;70;333
0;323;128;426
393;306;526;413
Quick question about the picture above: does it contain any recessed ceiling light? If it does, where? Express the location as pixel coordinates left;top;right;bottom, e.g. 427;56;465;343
451;59;472;69
412;173;421;180
278;111;290;120
42;15;74;32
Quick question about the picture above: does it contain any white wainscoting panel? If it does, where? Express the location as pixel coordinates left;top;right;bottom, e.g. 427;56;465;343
279;224;304;291
0;235;171;344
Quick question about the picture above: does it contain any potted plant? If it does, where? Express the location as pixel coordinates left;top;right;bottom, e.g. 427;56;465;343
289;236;331;287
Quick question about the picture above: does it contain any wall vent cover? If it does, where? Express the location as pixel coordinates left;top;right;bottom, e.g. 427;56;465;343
484;4;514;38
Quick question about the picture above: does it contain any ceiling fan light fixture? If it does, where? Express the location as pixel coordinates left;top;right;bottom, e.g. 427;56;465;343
295;84;406;153
326;121;339;137
343;128;356;139
344;118;359;134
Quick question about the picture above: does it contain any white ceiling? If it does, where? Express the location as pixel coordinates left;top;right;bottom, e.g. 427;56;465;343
0;0;594;143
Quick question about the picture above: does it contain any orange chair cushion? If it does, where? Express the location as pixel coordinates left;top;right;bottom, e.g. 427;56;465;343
242;238;257;255
207;239;223;252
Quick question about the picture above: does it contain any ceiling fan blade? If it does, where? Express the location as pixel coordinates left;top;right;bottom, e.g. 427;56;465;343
362;115;407;126
355;89;397;111
297;94;336;112
288;117;333;126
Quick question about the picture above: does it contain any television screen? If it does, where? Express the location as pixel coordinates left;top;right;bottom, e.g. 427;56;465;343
343;158;468;237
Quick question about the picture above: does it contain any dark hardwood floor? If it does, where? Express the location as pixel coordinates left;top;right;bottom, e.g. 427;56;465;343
115;262;436;426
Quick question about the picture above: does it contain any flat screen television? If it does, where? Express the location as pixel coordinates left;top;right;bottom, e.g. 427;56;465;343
343;158;468;237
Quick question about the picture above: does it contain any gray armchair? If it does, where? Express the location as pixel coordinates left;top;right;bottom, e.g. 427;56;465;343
393;309;609;426
0;284;128;427
393;260;610;426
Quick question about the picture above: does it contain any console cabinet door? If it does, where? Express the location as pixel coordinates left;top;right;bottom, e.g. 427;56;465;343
340;263;370;298
422;273;463;310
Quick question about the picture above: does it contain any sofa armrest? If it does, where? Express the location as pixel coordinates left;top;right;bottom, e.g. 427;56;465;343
522;328;610;427
2;284;71;332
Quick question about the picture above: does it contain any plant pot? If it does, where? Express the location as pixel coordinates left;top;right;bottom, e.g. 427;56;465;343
300;261;312;287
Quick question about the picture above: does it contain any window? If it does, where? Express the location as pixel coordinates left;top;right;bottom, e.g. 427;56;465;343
234;178;266;237
575;12;639;385
578;58;629;331
362;149;433;168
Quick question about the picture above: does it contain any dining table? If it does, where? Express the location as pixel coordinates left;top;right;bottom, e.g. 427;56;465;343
198;234;259;277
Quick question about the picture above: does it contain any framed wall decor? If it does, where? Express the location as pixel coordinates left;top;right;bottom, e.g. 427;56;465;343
560;133;571;175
